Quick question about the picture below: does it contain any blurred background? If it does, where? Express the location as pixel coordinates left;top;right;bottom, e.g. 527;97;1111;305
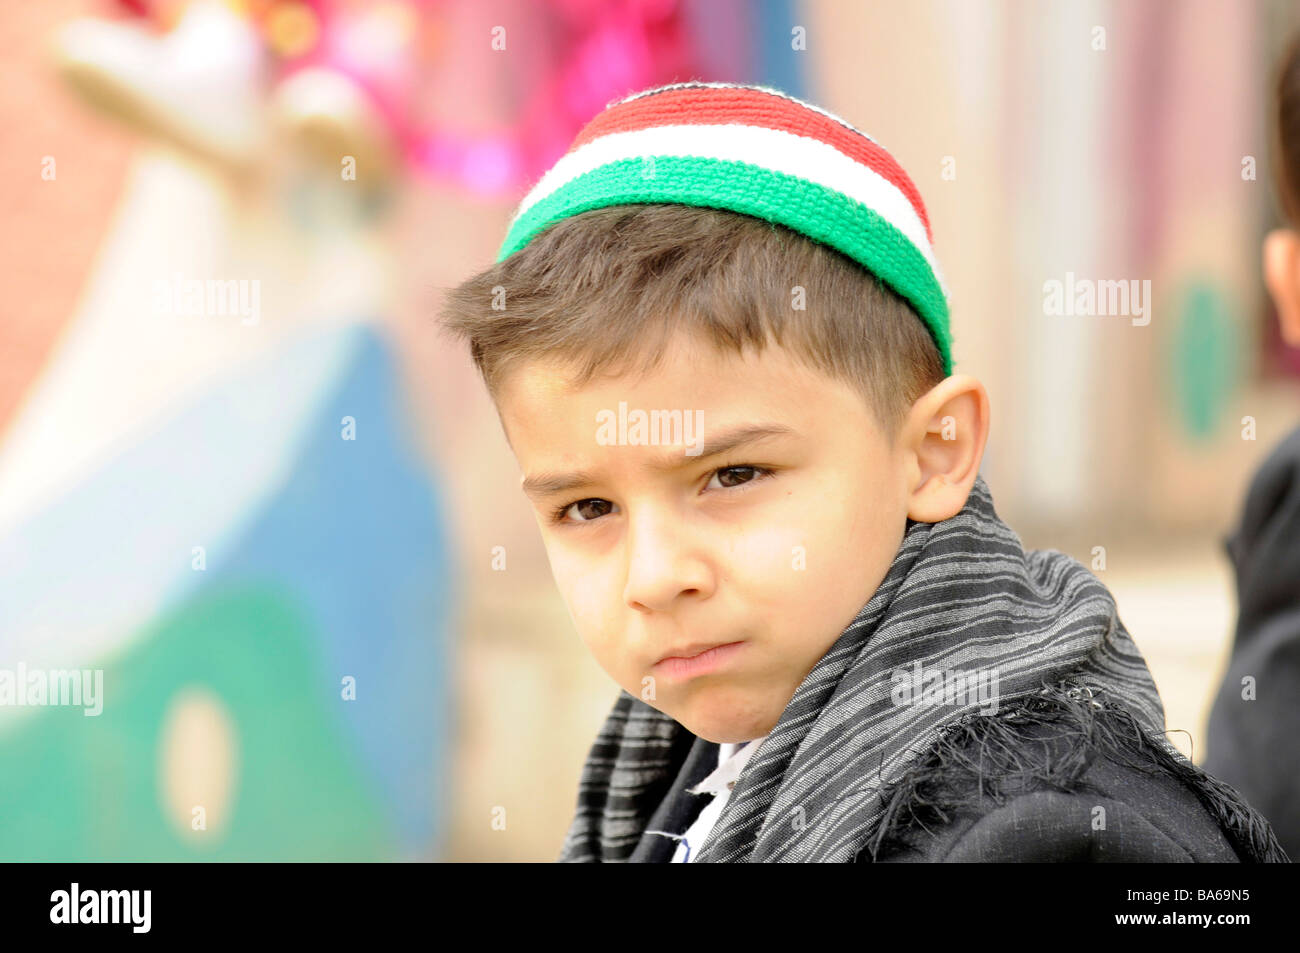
1;0;1298;862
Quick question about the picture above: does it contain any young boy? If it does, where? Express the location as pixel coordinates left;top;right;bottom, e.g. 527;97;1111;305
438;82;1286;862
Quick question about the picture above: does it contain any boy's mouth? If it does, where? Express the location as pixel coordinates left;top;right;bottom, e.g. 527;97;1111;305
654;639;741;664
651;641;748;681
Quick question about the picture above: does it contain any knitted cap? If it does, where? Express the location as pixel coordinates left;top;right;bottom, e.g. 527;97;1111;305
495;81;953;375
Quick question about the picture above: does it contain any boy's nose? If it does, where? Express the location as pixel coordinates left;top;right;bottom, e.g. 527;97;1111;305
622;515;713;612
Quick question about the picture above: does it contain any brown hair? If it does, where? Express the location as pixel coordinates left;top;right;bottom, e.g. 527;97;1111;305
1274;30;1300;224
435;203;945;440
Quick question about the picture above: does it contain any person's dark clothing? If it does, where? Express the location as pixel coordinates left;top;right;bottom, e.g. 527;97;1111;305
1205;424;1300;859
633;687;1286;862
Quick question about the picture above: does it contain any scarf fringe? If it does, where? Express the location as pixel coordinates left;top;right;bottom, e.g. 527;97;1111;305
861;677;1290;863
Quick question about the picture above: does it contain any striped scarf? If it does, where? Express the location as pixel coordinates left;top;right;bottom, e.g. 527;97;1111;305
559;475;1170;862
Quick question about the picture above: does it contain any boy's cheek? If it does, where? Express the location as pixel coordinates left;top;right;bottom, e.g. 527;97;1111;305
553;563;621;655
715;524;818;593
543;546;594;606
553;557;608;615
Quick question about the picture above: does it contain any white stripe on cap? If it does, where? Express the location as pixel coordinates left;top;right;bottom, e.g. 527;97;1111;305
507;122;946;294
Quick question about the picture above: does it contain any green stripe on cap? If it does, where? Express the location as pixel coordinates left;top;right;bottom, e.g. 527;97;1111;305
496;155;953;375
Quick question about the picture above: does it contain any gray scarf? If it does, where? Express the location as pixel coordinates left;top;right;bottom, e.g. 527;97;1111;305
559;475;1170;862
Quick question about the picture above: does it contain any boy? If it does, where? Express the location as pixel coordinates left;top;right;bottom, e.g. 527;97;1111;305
438;82;1286;862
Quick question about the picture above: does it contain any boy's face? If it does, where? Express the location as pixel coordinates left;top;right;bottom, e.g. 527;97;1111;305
497;330;913;744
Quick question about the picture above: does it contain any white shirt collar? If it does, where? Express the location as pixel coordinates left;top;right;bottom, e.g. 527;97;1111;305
686;734;769;796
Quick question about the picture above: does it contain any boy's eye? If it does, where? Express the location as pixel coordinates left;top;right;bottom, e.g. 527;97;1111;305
555;499;615;523
707;465;765;490
548;465;774;525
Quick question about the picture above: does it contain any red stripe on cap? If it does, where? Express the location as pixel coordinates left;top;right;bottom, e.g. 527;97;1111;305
567;86;933;242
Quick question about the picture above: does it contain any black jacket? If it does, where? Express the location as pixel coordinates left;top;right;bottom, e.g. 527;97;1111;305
1205;424;1300;859
632;688;1288;862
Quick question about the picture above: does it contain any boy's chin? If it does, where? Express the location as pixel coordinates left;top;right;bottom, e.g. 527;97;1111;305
664;687;780;744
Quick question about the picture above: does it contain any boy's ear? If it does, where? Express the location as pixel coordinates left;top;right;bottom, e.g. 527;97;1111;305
900;374;990;523
1263;228;1300;347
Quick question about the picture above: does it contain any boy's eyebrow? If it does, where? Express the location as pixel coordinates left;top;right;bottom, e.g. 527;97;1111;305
520;423;798;499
